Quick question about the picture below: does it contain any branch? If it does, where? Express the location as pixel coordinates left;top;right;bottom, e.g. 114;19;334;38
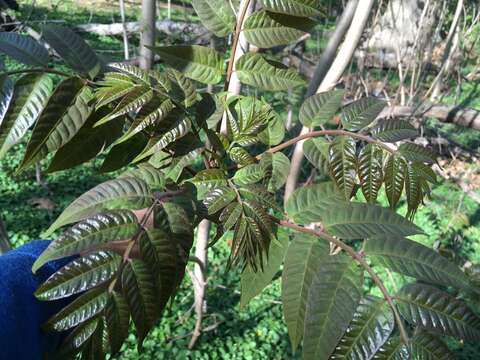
256;129;396;160
275;218;410;345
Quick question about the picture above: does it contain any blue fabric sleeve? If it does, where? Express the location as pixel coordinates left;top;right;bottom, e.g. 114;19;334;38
0;240;72;360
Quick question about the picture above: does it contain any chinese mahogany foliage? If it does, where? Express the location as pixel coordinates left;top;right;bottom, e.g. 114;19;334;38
0;0;479;359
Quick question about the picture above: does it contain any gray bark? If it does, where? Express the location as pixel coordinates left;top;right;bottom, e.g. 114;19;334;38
139;0;156;70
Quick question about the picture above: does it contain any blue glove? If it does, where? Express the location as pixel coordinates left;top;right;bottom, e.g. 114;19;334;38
0;240;72;360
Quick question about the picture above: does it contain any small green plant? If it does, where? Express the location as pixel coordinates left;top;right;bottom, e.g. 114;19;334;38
0;1;479;359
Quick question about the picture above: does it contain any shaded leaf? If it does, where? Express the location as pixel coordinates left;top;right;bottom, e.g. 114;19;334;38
0;32;49;67
240;230;288;307
341;97;385;131
282;234;328;351
398;143;436;164
365;236;475;293
41;25;102;78
410;330;456;360
204;186;236;215
384;154;406;209
105;291;130;355
371;118;417;142
122;259;159;344
332;296;394;359
120;163;165;190
303;137;330;173
358;144;383;203
303;254;363;360
373;337;409;360
328;136;357;200
396;283;480;341
19;78;93;170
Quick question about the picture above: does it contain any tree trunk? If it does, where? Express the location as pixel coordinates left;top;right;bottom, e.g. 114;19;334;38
139;0;156;70
284;0;370;204
119;0;130;60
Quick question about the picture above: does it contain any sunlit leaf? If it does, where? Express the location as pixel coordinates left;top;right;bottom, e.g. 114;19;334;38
34;209;139;272
43;177;151;237
191;0;235;36
35;251;121;300
299;90;344;127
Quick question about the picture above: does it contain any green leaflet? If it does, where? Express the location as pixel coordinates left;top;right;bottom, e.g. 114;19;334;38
139;229;184;310
341;97;385;131
95;86;153;126
114;98;175;145
167;68;197;108
58;318;100;357
259;0;322;16
81;318;105;359
227;96;275;146
285;182;343;223
0;76;14;152
47;113;124;173
105;292;131;355
100;132;148;173
46;287;108;331
365;236;475;293
204;186;236;215
235;53;305;91
396;283;480;341
19;78;93;170
35;251;121;300
133;118;192;162
398;143;437;164
232;162;266;186
264;152;290;191
371;118;417;142
303;137;330;174
191;0;235;37
229;146;255;166
43;177;151;237
188;168;227;198
33;209;139;272
243;10;315;48
299;90;344;127
331;296;394;359
122;259;160;345
329;136;357;200
374;337;409;360
282;234;329;351
150;45;225;84
238;184;280;212
0;32;49;67
41;25;102;79
358;144;383;203
303;254;363;360
410;330;456;360
384;154;406;209
120;163;165;190
313;201;423;239
258;113;285;145
240;230;288;307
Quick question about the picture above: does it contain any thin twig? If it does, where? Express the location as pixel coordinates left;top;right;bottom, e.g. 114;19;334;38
224;0;252;91
275;218;410;345
256;129;396;160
